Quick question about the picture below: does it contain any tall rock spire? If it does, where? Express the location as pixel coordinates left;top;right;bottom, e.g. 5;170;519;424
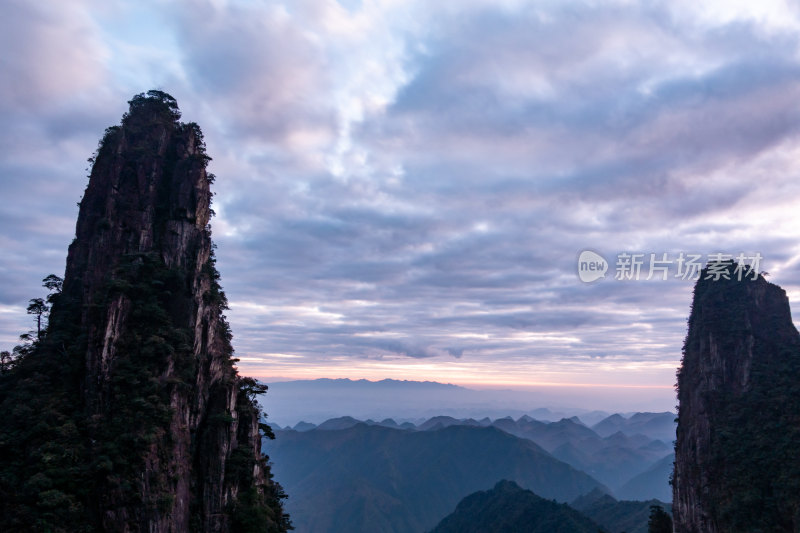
673;261;800;532
0;91;290;532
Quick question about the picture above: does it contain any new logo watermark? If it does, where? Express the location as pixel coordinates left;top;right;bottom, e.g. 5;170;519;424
577;250;608;283
577;251;764;283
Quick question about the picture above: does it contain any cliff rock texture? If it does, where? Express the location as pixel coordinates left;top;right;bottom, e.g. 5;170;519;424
0;91;291;532
673;261;800;532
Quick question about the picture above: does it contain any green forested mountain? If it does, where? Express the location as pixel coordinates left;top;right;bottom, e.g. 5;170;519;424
430;480;603;533
430;480;672;533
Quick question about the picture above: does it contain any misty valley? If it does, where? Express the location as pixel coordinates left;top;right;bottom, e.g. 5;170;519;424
259;394;675;532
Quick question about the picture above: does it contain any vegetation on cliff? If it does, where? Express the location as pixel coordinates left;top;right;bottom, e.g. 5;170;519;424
0;91;290;532
674;261;800;532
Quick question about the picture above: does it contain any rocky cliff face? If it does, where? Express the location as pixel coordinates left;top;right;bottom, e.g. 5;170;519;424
0;91;290;532
673;261;800;532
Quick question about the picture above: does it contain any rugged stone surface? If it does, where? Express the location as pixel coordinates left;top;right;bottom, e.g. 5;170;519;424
673;261;800;532
0;91;289;532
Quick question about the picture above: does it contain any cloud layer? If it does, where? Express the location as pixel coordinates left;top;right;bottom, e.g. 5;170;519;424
2;0;800;408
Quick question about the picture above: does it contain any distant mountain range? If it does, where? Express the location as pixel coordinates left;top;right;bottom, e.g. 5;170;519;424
259;378;671;427
616;453;674;502
489;414;674;491
591;411;676;442
269;412;674;500
265;411;675;532
265;423;607;533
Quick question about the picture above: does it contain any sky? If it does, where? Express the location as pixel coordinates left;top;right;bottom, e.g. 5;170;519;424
2;0;800;411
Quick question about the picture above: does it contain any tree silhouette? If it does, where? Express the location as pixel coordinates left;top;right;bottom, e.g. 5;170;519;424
0;351;11;374
42;274;63;293
42;274;63;304
647;504;672;533
26;298;48;339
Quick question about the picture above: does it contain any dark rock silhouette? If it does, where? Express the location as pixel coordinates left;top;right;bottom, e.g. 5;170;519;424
430;480;602;533
673;261;800;532
0;91;290;532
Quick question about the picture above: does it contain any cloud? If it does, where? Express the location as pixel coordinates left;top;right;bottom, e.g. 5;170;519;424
0;0;109;112
1;0;800;402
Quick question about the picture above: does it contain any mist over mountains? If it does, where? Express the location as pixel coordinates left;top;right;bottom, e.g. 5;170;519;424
257;376;676;530
266;423;607;532
260;377;670;427
263;406;675;532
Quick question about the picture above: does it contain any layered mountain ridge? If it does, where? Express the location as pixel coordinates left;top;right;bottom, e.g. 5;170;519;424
271;411;673;502
267;423;607;532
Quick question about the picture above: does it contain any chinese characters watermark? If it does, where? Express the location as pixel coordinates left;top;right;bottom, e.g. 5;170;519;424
577;251;763;283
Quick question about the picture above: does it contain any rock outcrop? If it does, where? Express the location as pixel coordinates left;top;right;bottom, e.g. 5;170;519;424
0;91;290;532
673;261;800;532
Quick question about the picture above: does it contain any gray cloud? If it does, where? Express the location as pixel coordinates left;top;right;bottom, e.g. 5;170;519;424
1;0;799;404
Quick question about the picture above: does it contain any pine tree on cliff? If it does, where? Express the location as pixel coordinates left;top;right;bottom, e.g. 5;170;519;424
0;91;291;532
673;260;800;532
